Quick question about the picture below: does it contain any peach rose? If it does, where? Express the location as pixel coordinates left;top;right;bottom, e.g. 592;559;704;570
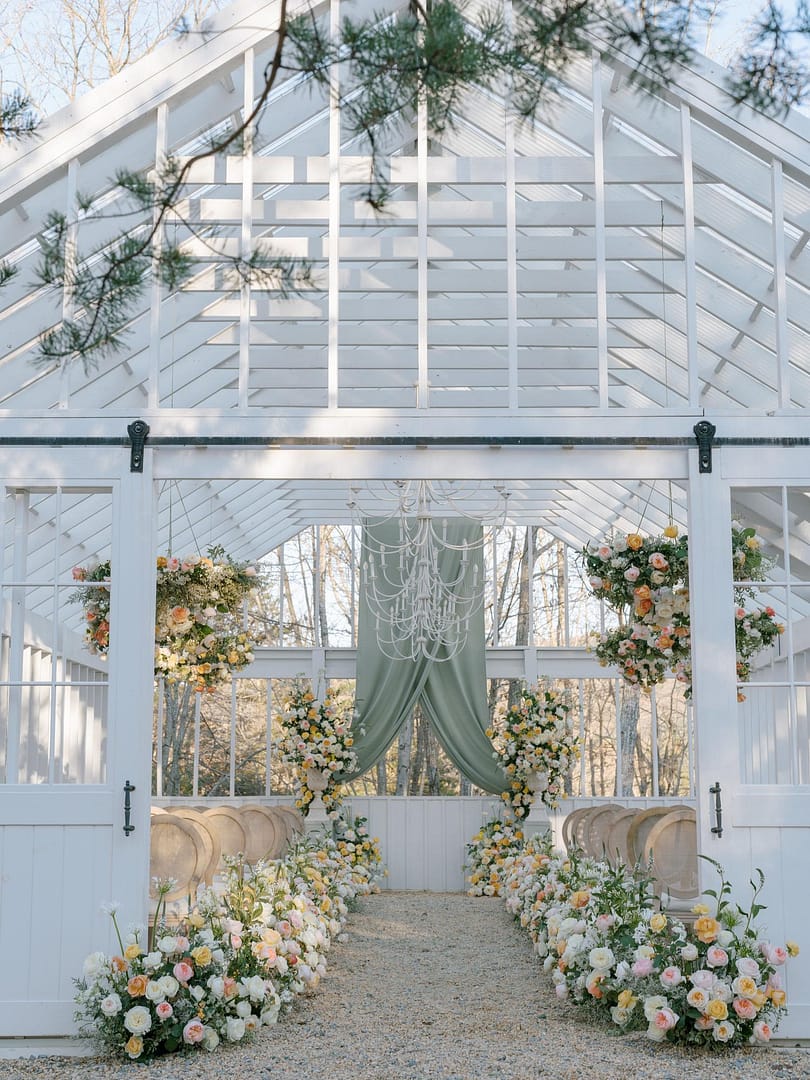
183;1018;205;1044
125;1035;143;1059
733;997;757;1020
173;961;194;984
626;534;643;550
126;974;148;997
694;916;720;943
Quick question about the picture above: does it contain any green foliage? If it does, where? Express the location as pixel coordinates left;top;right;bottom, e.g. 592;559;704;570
0;87;38;141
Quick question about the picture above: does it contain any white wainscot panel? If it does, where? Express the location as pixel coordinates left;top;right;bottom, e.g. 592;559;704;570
0;825;115;1036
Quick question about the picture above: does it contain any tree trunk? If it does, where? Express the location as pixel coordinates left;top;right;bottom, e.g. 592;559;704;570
376;755;388;795
160;681;197;795
395;711;413;795
425;722;440;795
618;683;641;797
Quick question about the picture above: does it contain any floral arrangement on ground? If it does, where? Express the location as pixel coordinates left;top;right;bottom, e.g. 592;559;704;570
465;818;525;896
581;524;783;699
75;816;384;1061
277;682;359;817
468;819;798;1049
487;685;579;819
71;545;259;690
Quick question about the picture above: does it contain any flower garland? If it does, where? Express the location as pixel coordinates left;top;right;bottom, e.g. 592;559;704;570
277;684;359;818
75;822;380;1061
332;815;386;888
581;525;784;698
487;686;579;819
470;821;799;1049
71;546;259;691
465;818;525;896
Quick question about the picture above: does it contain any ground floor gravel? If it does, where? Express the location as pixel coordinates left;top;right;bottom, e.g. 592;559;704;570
2;891;809;1080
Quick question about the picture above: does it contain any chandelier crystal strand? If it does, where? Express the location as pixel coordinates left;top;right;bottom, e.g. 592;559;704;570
352;480;509;662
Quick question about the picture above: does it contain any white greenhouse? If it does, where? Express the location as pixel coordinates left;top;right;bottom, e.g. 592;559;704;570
1;0;810;1045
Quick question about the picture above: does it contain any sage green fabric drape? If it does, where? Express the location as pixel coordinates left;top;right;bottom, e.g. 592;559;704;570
345;518;507;794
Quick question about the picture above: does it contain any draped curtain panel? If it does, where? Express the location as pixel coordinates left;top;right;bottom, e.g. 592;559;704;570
345;518;507;794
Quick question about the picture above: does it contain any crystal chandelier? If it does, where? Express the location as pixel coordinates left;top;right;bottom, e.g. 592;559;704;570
349;480;510;662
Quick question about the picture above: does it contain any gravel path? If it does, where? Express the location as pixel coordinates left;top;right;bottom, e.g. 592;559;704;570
2;892;809;1080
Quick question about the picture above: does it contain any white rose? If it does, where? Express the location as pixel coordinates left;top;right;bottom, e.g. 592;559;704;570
202;1026;220;1052
261;1003;281;1026
190;985;206;1002
681;943;699;962
123;1005;152;1035
207;975;225;999
82;951;107;980
247;975;267;1002
235;1000;252;1018
100;994;122;1016
157;974;179;998
226;1017;246;1042
717;930;734;947
157;935;178;954
143;951;163;972
145;981;165;1003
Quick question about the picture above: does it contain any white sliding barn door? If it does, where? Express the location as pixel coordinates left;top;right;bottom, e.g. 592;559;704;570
689;448;810;1039
0;451;155;1036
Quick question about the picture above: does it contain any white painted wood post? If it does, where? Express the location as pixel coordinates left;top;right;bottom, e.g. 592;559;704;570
107;450;157;930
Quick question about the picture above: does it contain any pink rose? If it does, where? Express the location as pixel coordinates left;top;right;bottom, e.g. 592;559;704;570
230;935;243;950
768;971;784;990
624;566;641;582
648;553;669;570
653;1007;678;1031
660;966;682;988
555;983;568;999
752;1020;772;1042
733;997;757;1020
736;957;760;978
694;1015;714;1031
765;945;787;966
706;946;728;968
689;969;714;990
173;961;194;984
597;545;612;560
72;566;87;581
595;914;615;932
156;1002;173;1021
631;957;653;977
166;557;180;571
183;1018;205;1044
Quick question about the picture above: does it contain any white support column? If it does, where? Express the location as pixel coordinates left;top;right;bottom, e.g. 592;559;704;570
148;104;168;410
650;686;660;798
578;679;586;795
614;678;622;797
687;450;747;890
312;647;326;700
6;490;30;785
780;486;799;783
772;161;790;409
505;0;518;411
680;104;699;408
238;49;255;411
314;524;322;648
265;681;273;796
47;488;63;785
417;93;429;409
192;692;201;797
592;52;609;409
108;452;157;928
155;679;165;797
327;0;340;409
59;161;79;409
491;530;499;647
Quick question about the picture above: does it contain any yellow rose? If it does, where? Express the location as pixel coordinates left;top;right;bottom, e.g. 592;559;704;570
124;943;142;961
617;989;637;1010
649;913;667;933
125;1035;144;1059
691;903;710;915
786;941;800;958
626;533;643;551
663;524;678;538
191;946;212;967
188;910;205;930
751;990;768;1008
706;998;728;1021
770;989;787;1008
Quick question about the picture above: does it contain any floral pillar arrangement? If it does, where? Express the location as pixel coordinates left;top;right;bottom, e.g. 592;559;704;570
487;685;579;832
277;684;359;828
580;524;783;700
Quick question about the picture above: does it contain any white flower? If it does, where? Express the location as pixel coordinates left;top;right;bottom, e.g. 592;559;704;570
246;974;267;1002
588;947;615;971
680;943;699;962
190;985;206;1002
643;995;668;1021
100;901;120;917
713;1020;736;1042
143;951;163;972
261;1002;281;1026
156;974;179;998
100;994;122;1016
123;1005;152;1035
202;1026;220;1052
157;935;178;954
207;975;225;999
736;956;761;979
145;981;165;1003
235;1000;252;1018
226;1017;246;1042
717;929;734;947
82;951;107;980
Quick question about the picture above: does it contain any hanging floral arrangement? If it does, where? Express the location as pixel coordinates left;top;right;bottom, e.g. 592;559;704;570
71;545;259;691
277;684;359;818
487;686;579;819
581;524;784;699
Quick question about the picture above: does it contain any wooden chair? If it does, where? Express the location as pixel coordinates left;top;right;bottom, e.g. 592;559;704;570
203;804;247;865
646;807;699;903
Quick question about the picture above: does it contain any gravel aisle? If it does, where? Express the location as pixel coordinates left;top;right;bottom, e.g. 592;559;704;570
2;892;809;1080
